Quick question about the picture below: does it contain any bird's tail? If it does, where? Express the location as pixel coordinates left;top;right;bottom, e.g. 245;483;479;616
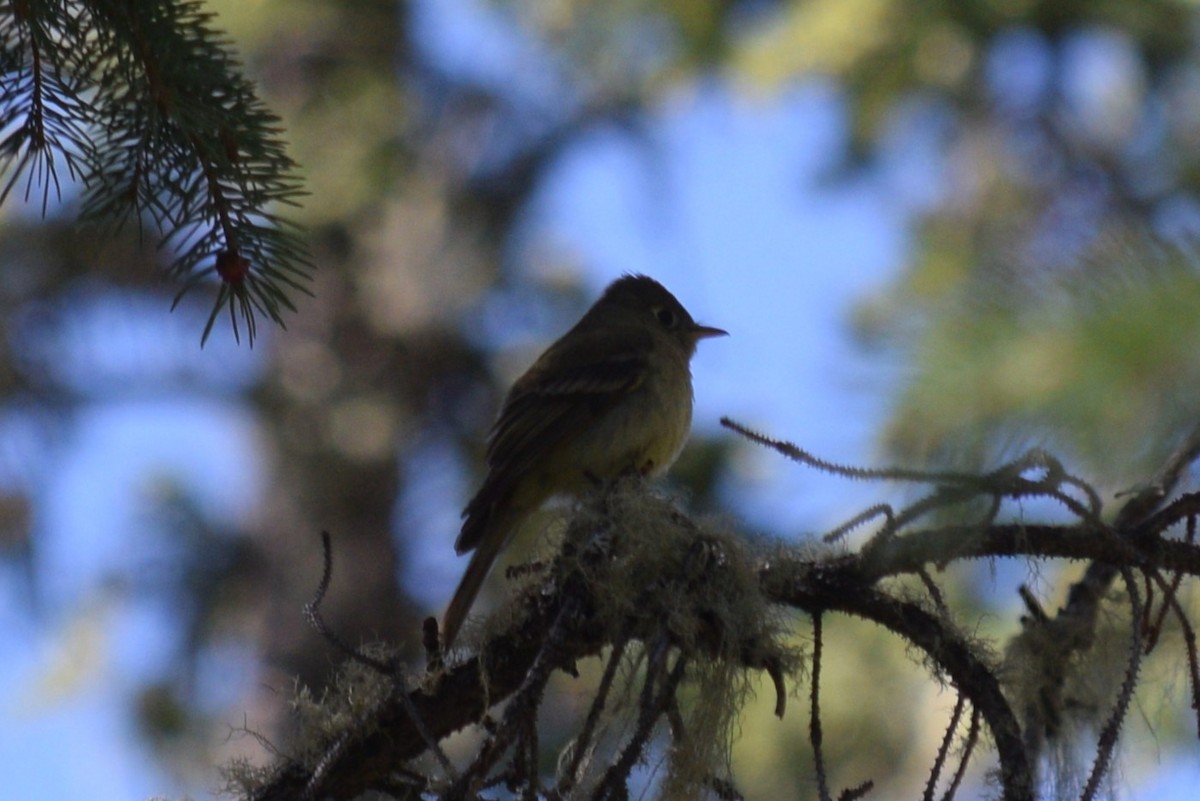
441;528;506;651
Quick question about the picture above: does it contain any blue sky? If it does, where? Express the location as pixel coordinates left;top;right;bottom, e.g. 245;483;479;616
399;0;918;611
3;0;1199;799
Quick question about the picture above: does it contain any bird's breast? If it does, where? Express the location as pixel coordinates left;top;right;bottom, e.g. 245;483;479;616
574;350;694;481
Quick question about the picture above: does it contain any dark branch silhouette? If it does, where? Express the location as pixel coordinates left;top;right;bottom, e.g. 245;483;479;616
240;425;1200;801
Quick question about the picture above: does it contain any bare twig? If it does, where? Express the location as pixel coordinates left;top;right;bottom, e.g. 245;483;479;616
592;639;688;801
1172;598;1200;737
810;611;832;801
304;531;392;675
1145;515;1194;654
759;571;1034;801
721;417;977;483
723;419;1103;526
1115;425;1200;530
824;503;896;543
1081;568;1144;801
444;594;583;800
1143;564;1200;737
397;681;457;780
1018;585;1049;623
1135;492;1200;540
941;708;980;801
917;567;948;614
556;636;630;797
766;655;788;719
837;780;876;801
305;532;456;779
924;693;967;801
303;727;357;801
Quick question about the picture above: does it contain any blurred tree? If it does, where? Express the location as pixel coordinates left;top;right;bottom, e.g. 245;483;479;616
1;0;312;343
731;0;1200;481
5;1;1200;800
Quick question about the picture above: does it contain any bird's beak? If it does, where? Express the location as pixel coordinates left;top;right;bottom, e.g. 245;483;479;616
689;323;729;341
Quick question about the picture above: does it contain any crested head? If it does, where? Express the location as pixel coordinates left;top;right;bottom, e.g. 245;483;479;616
595;274;678;310
589;274;728;355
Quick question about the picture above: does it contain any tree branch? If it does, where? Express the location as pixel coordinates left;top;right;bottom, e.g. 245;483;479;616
247;467;1200;801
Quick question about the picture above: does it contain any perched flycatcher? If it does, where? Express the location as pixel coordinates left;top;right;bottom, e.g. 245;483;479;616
441;274;727;648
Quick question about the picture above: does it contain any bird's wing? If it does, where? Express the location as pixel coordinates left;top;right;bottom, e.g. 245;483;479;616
455;326;651;554
486;325;652;471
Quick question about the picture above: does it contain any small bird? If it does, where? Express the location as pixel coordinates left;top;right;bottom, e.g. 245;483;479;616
441;274;727;649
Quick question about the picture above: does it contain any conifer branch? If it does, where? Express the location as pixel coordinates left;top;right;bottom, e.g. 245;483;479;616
1;0;311;345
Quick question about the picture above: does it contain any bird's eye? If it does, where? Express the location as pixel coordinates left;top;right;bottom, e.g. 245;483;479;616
654;306;677;328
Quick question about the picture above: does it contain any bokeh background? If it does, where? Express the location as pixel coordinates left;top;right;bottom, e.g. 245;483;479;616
4;0;1200;798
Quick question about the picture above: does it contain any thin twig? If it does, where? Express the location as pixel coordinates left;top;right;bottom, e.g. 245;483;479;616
1145;515;1194;653
305;532;456;778
303;727;355;801
765;654;788;718
757;577;1034;801
519;716;540;801
398;681;457;779
1143;564;1200;737
918;568;948;614
1171;598;1200;738
557;636;630;797
924;694;966;801
723;419;1103;530
941;708;980;801
1018;585;1049;623
592;640;687;801
445;594;581;800
304;531;392;674
837;780;876;801
721;417;977;483
1115;425;1200;530
1134;492;1200;540
810;611;832;801
824;504;896;544
1081;567;1145;801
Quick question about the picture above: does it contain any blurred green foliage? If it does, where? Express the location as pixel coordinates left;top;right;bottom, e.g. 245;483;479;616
6;0;1200;797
